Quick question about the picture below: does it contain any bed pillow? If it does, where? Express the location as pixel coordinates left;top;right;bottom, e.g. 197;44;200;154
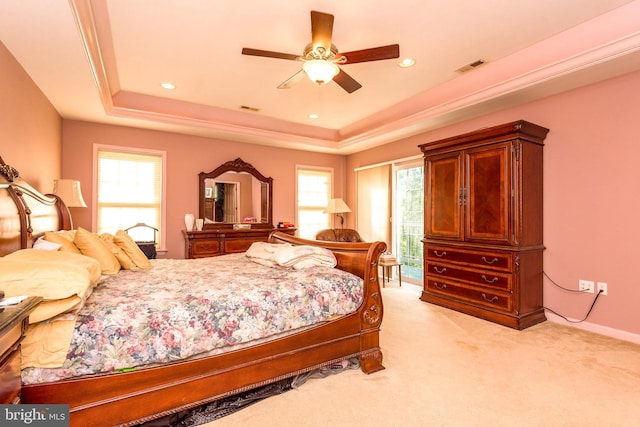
33;236;62;251
0;257;94;323
74;227;121;274
4;248;102;285
0;257;94;300
99;233;137;270
43;231;81;254
28;295;82;324
114;230;153;269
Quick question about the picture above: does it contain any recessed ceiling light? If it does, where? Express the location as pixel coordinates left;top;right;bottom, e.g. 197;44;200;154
399;58;415;68
309;113;319;119
160;82;175;90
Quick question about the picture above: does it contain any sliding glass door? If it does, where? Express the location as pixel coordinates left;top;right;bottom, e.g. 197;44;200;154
393;161;423;283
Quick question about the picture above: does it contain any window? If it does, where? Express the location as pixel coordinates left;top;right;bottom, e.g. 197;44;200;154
94;146;166;248
296;167;332;239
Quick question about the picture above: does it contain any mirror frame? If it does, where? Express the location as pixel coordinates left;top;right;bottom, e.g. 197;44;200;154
199;158;273;229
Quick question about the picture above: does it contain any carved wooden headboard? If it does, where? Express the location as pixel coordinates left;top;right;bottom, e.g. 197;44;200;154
0;157;71;256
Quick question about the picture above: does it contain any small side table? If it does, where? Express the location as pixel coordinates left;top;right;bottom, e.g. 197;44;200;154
379;260;402;287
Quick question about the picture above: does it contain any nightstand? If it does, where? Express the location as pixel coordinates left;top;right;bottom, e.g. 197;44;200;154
0;296;42;404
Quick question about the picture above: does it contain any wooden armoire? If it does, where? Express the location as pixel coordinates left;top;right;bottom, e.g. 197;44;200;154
419;120;549;329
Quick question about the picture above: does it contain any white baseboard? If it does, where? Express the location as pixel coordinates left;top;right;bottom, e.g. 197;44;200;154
545;311;640;344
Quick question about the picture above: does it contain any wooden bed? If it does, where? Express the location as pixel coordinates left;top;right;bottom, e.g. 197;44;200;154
0;158;386;426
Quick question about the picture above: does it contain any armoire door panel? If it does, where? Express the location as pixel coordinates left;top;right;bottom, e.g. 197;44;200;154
426;153;462;240
465;143;511;244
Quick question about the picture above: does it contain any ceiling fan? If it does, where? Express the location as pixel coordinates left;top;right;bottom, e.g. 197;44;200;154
241;11;400;93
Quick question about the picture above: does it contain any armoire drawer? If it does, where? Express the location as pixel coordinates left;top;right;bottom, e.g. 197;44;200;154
425;245;513;272
425;261;512;291
425;278;512;312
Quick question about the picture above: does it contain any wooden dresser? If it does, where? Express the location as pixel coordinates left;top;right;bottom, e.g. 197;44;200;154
0;296;42;404
183;228;296;258
419;120;548;330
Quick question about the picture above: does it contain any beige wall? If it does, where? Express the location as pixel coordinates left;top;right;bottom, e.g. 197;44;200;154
61;120;347;258
0;41;61;189
347;69;640;340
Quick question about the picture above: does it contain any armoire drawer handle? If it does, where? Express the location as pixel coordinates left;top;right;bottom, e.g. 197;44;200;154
482;256;499;265
434;282;447;290
481;275;498;284
434;250;447;257
434;266;447;274
482;293;498;303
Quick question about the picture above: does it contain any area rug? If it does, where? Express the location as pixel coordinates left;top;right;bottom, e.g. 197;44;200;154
137;358;360;426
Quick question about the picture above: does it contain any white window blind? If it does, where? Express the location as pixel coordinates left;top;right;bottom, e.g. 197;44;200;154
296;168;331;239
96;149;164;246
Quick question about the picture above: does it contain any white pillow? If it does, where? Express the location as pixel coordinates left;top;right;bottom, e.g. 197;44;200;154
33;237;62;251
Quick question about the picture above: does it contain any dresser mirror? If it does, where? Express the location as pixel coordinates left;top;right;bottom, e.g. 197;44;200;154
199;158;273;229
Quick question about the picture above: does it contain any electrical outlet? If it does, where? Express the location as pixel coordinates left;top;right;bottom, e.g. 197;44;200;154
597;282;608;296
579;280;595;293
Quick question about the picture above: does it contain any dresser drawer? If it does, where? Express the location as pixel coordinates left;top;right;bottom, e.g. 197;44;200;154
425;245;512;272
425;278;511;311
425;261;512;291
192;240;221;256
223;237;265;253
0;322;22;358
0;349;21;404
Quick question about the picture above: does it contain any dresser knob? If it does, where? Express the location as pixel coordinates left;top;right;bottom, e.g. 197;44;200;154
434;250;446;257
434;266;447;274
481;256;499;265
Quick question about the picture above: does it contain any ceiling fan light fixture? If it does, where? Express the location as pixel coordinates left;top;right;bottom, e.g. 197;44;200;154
302;60;339;84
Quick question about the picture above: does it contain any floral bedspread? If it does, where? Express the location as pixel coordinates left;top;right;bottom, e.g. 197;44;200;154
22;254;363;384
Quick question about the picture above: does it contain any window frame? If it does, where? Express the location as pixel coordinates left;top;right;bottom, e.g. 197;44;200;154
92;144;167;251
295;165;333;239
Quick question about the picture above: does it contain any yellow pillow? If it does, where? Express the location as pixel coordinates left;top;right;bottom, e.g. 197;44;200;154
99;233;137;270
43;231;81;254
114;230;153;269
0;258;93;302
28;296;82;324
4;249;102;285
74;227;121;275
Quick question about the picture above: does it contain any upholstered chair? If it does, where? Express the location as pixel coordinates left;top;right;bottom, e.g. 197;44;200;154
315;228;364;242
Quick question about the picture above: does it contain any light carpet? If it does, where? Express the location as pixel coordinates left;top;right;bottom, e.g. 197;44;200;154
201;283;640;427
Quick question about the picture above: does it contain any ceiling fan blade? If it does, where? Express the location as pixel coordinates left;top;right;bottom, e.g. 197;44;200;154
242;48;300;61
277;69;306;89
310;11;334;55
333;68;362;94
337;44;400;64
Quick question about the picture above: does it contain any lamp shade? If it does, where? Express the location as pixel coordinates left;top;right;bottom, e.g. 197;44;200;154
53;179;87;208
324;198;351;214
302;60;340;84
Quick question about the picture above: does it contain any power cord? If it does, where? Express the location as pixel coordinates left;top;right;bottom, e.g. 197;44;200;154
543;271;604;323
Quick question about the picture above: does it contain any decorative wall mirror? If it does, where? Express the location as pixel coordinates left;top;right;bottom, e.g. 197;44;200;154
199;158;273;229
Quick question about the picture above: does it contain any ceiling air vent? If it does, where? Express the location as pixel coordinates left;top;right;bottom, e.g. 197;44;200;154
240;105;260;112
456;59;486;73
